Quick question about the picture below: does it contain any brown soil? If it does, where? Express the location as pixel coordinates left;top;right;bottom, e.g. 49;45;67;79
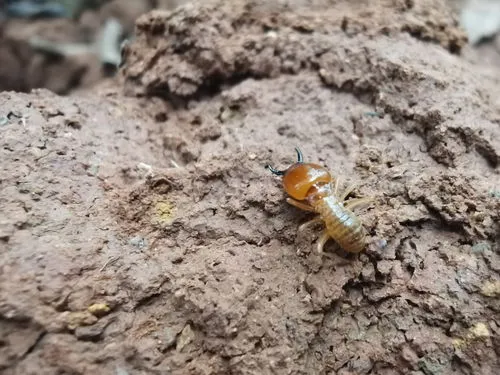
1;1;499;374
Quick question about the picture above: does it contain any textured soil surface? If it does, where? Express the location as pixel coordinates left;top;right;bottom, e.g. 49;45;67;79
1;0;500;374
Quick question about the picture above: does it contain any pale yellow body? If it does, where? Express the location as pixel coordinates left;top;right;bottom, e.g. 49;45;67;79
286;179;371;254
312;195;366;253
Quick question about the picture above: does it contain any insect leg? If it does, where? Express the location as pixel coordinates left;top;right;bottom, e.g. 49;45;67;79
333;177;341;196
286;197;315;212
345;197;374;210
298;217;323;232
316;231;330;254
339;182;358;201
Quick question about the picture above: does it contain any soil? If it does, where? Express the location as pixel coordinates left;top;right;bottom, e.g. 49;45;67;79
1;0;500;374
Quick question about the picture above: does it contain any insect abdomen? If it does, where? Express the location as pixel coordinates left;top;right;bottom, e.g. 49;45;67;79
314;196;366;253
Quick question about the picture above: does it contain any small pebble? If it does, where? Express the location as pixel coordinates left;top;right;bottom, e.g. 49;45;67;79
75;324;105;342
471;242;491;253
88;303;111;317
129;236;148;249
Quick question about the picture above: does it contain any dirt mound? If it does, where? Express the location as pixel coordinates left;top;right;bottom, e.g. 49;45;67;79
1;0;499;374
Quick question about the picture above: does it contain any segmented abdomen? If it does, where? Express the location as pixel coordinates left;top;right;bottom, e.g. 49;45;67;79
314;196;366;253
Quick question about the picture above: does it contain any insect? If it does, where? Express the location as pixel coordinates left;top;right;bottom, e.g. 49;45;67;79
266;148;372;254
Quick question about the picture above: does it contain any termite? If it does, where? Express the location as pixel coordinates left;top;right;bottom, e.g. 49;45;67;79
266;148;372;254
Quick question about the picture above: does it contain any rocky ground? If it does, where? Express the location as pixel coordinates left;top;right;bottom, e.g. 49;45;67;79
1;0;499;374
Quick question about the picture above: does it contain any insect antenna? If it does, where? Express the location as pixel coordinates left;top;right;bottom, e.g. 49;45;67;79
265;164;285;175
265;147;304;175
295;147;303;163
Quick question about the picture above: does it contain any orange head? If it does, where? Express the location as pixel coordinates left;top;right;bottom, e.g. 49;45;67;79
266;148;332;200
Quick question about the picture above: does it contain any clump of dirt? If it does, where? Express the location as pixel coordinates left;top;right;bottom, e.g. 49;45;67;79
121;0;467;99
1;0;499;375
